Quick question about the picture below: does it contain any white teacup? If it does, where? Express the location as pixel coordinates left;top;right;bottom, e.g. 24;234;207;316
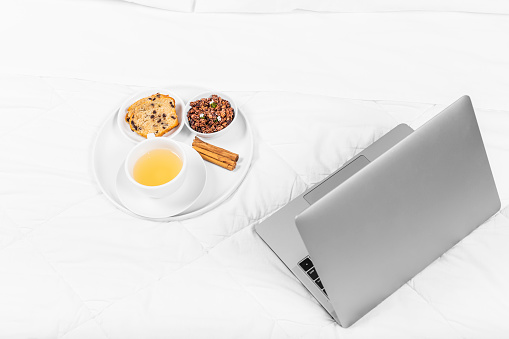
125;134;187;198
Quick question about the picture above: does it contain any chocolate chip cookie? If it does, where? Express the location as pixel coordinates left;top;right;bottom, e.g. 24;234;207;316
125;93;179;138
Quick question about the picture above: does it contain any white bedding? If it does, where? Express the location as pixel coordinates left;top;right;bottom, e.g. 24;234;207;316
1;1;509;338
1;0;509;110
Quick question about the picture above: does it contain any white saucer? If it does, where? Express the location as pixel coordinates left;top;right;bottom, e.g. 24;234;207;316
116;144;206;218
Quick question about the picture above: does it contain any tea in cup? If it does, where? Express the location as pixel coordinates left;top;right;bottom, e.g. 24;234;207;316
125;135;187;198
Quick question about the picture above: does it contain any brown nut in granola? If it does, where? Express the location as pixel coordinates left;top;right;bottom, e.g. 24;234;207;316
187;95;234;134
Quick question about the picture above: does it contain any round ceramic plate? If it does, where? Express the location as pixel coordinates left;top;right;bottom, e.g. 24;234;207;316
92;86;254;221
116;144;206;219
117;88;185;143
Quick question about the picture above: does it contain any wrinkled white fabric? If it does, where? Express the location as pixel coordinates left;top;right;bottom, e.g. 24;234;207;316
1;0;509;337
0;75;508;338
195;0;509;14
1;0;509;110
94;0;509;14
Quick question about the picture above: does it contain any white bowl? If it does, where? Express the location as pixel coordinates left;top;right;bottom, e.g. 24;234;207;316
184;91;237;139
117;88;185;143
125;136;187;199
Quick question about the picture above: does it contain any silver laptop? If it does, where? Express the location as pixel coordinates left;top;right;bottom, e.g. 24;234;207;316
255;96;500;327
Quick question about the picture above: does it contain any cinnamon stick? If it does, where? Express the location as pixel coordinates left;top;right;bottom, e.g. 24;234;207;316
192;137;239;162
192;145;237;168
196;151;236;171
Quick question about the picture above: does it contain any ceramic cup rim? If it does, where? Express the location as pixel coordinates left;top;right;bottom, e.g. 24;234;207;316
124;137;187;191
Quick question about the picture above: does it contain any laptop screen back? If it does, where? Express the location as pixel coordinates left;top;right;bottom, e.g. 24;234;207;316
295;96;500;327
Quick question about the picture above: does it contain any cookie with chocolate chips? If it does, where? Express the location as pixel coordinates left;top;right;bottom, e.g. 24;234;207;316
125;93;179;138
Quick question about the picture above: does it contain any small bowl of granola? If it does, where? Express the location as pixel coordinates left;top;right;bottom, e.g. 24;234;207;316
184;91;237;139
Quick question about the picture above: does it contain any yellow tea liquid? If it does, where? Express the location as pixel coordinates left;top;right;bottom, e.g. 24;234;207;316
133;148;183;186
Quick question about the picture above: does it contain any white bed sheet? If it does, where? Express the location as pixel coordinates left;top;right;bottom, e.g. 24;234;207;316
1;0;509;110
1;74;509;338
109;0;509;14
194;0;509;14
1;0;509;338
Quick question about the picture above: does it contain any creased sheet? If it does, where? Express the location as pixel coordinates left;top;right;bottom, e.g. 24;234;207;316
1;75;508;338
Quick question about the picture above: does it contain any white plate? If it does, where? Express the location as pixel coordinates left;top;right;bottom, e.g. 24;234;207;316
117;88;185;143
116;144;206;219
92;86;254;221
